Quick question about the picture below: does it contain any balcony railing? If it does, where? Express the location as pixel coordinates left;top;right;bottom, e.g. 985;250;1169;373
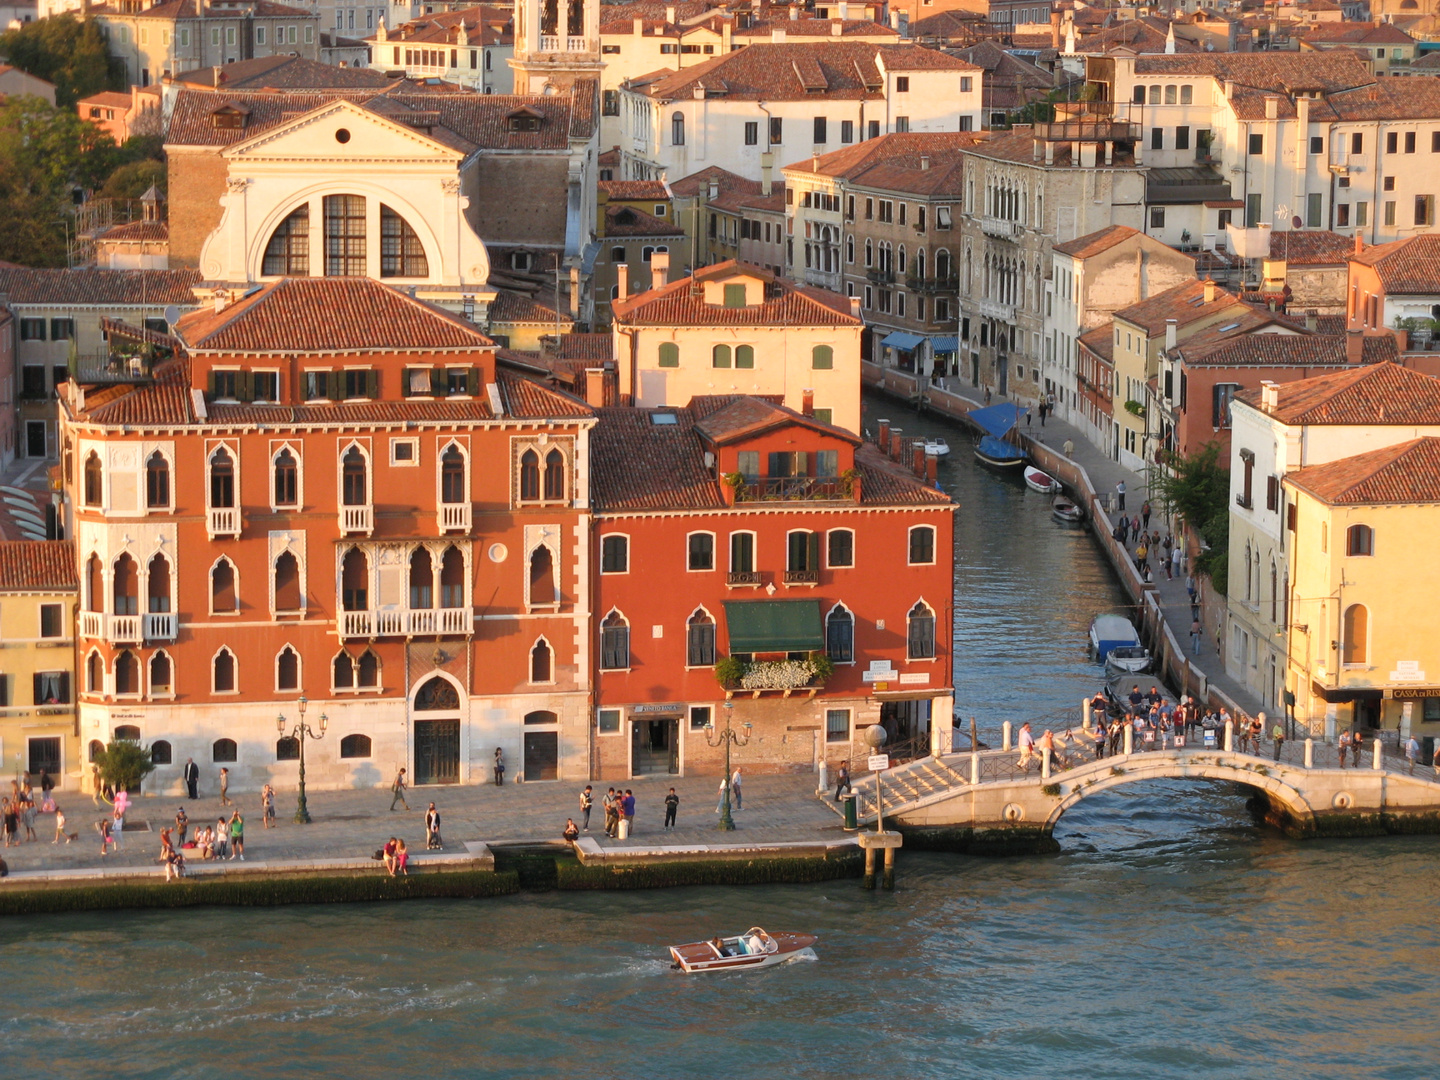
783;568;820;585
906;274;958;294
726;571;763;587
341;607;471;640
79;611;102;639
81;611;141;644
866;267;896;285
439;502;471;533
980;216;1020;240
733;476;852;503
341;504;374;535
207;506;240;539
978;299;1015;322
144;612;176;641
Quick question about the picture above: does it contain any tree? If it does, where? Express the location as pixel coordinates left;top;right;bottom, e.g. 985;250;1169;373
99;158;165;200
1150;442;1230;592
94;739;156;794
0;15;123;107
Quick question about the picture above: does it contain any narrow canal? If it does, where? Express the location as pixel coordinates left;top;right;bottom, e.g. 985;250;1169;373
3;393;1436;1079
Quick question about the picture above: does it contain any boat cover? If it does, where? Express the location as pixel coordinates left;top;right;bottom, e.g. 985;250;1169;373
1091;614;1141;661
967;403;1023;439
976;435;1026;462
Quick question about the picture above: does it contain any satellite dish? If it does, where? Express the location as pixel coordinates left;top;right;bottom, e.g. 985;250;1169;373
162;305;180;327
1292;216;1303;230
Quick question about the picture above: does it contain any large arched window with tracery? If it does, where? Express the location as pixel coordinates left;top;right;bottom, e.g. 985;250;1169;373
263;206;310;276
324;194;366;276
380;205;428;278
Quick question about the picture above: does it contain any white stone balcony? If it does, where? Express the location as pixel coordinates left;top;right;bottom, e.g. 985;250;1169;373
341;504;374;536
980;216;1021;240
207;506;240;539
978;299;1016;322
439;502;471;533
340;607;471;640
144;613;176;641
80;612;141;644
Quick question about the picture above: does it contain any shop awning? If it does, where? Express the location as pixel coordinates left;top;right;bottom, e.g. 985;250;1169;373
881;330;926;352
931;336;959;353
724;600;824;653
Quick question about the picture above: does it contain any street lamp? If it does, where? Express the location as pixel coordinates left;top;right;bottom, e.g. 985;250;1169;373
277;695;327;825
863;724;888;833
704;702;752;831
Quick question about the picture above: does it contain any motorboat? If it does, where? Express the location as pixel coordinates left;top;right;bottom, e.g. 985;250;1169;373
1051;495;1084;523
1089;613;1142;663
1024;466;1060;493
974;435;1027;468
670;928;818;973
1105;644;1154;675
922;437;951;457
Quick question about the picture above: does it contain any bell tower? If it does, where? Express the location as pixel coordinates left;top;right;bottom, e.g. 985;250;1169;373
510;0;603;94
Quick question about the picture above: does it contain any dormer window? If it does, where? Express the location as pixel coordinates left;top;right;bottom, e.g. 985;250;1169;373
723;283;746;308
210;103;250;130
506;107;543;132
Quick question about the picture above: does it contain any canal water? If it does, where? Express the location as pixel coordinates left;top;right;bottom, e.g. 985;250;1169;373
5;394;1438;1078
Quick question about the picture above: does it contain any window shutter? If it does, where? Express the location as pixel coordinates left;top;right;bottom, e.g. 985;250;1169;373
401;370;413;397
807;531;820;572
32;672;42;705
58;672;69;703
431;367;446;396
207;370;217;399
237;371;253;402
366;369;379;399
1287;503;1297;532
467;367;481;396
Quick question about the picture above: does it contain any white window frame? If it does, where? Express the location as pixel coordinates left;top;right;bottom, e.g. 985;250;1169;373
274;644;302;694
148;648;175;700
269;441;303;512
686;530;717;572
211;645;240;695
600;532;631;575
390;436;420;466
907;524;937;566
826;527;856;569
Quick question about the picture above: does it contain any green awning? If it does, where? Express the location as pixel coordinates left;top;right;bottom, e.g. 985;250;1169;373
723;600;824;653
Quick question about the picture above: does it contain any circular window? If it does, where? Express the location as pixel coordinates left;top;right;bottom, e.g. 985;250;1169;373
335;128;351;144
488;543;508;564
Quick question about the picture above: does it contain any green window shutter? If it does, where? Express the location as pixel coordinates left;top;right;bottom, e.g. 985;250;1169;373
237;371;253;402
723;283;746;308
401;369;414;397
812;345;833;369
206;370;217;399
658;342;679;368
807;531;820;572
467;367;481;395
366;369;379;399
735;345;754;369
431;367;446;396
713;345;731;368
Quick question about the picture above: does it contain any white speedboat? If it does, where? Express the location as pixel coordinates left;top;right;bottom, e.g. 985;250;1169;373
670;927;818;973
1105;644;1154;675
1024;466;1060;493
923;438;951;457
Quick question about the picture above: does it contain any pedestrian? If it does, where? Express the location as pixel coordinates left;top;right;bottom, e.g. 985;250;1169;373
834;761;852;801
984;386;992;405
1406;735;1420;775
730;768;743;810
578;786;593;832
602;788;619;837
219;766;233;807
382;837;398;875
1186;573;1197;603
262;784;276;828
389;767;410;811
493;747;505;786
1039;403;1047;427
562;818;580;844
1191;618;1202;656
1116;480;1126;512
1270;716;1285;762
111;799;125;851
175;806;189;845
182;757;200;801
1141;500;1151;529
1162;535;1174;580
1018;721;1037;770
97;816;115;855
1172;546;1183;580
228;810;245;860
394;838;409;876
622;789;636;835
1338;730;1351;768
3;798;19;845
39;769;54;813
664;787;679;829
1131;516;1141;543
1063;438;1074;458
425;802;442;849
716;777;729;814
213;816;230;860
53;805;72;844
1025;407;1032;428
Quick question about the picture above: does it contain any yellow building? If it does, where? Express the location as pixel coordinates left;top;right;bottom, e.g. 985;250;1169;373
1284;438;1440;740
0;542;78;790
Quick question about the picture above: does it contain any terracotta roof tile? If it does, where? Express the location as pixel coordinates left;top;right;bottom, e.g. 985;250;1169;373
0;268;199;307
488;289;559;325
554;333;614;361
611;260;858;327
175;278;494;353
782;131;988;180
496;371;594;419
693;397;859;445
363;6;513;48
1303;22;1415;46
852;443;952;505
1267;229;1353;266
1078;325;1115;366
171;55;403;90
0;541;77;592
83;357;198;426
1349;235;1440;294
100;220;168;243
1053;224;1144;260
1236;362;1440;425
1286;437;1440;504
599;180;670;200
1177;331;1396;367
604;203;684;238
1114;280;1246;335
1131;52;1374;119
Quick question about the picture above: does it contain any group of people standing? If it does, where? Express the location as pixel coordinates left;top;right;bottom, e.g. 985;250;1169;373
2;771;57;848
1110;501;1182;587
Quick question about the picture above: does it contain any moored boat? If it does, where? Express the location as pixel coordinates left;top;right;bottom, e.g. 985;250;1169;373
923;437;951;457
670;928;818;973
1051;495;1084;523
1089;613;1142;663
1105;644;1153;675
1024;466;1060;493
974;435;1027;468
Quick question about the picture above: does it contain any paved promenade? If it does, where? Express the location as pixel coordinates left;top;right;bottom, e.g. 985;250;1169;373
3;771;840;878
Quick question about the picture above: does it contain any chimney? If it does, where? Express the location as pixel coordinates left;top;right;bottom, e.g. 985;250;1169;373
1346;329;1364;364
633;17;642;36
920;155;930;170
212;290;228;314
839;0;849;17
1265;96;1278;121
617;263;630;300
721;19;731;52
832;20;842;36
877;419;891;453
890;430;904;461
1261;380;1279;411
911;442;926;476
801;388;815;417
1051;10;1062;48
665;4;675;23
1305;310;1317;331
1224;79;1235;100
1203;278;1217;304
789;3;799;20
849;296;862;319
1165;319;1178;352
651;250;670;288
585;368;608;407
708;178;719;199
761;155;773;196
773;26;786;41
1354;231;1364;255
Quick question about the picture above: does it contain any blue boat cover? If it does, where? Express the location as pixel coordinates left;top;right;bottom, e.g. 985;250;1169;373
968;402;1023;439
976;435;1026;462
930;336;959;352
881;330;926;351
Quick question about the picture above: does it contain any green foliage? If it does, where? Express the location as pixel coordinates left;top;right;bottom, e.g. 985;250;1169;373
94;738;155;794
98;158;165;200
556;854;864;891
1150;441;1231;593
808;650;835;683
1123;399;1146;417
0;870;522;917
714;656;745;688
0;15;123;107
1040;784;1061;797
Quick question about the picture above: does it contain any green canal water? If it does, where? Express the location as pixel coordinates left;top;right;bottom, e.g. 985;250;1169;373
4;395;1437;1077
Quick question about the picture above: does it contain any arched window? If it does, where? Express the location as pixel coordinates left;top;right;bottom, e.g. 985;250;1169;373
1343;604;1368;665
340;733;372;758
916;248;926;279
440;446;466;504
83;451;103;506
687;608;716;666
341;446;368;506
114;651;139;695
86;650;102;693
907;601;936;660
262;205;310;276
324;194;366;277
440;546;465;608
209;447;235;508
341;547;369;611
1346;524;1374;557
600;610;630;670
1244;543;1253;601
865;238;874;267
274;551;301;612
531;637;553;682
898;243;907;275
211;557;237;613
150;651;172;695
524;710;558;725
1270;563;1278;624
276;736;300;761
530;545;556;606
409;547;434;609
357;648;379;688
520;449;540;500
380;204;428;277
908;526;936;565
276;645;300;691
658;342;679;368
212;738;237;763
936;249;952;280
333;650;354;689
150;739;172;765
826;603;854;663
147;553;171;614
543;449;565;500
713;344;732;369
813;344;833;370
671;111;685;146
414;675;460;711
735;345;754;369
145;451;169;509
213;647;236;692
112;553;138;616
85;553;103;613
114;724;140;741
273;448;298;507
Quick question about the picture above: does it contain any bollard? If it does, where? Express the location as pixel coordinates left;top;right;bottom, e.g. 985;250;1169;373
1224;720;1234;753
1002;720;1013;752
1041;746;1051;779
1081;697;1092;732
1373;738;1382;770
817;760;828;797
1124;724;1133;756
882;847;896;891
863;846;877;890
970;752;979;785
1304;738;1313;769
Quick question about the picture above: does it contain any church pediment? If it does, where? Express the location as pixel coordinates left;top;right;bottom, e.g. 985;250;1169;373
221;99;470;164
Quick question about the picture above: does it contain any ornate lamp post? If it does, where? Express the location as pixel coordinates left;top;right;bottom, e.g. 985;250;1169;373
704;702;752;831
863;724;888;833
277;696;327;825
